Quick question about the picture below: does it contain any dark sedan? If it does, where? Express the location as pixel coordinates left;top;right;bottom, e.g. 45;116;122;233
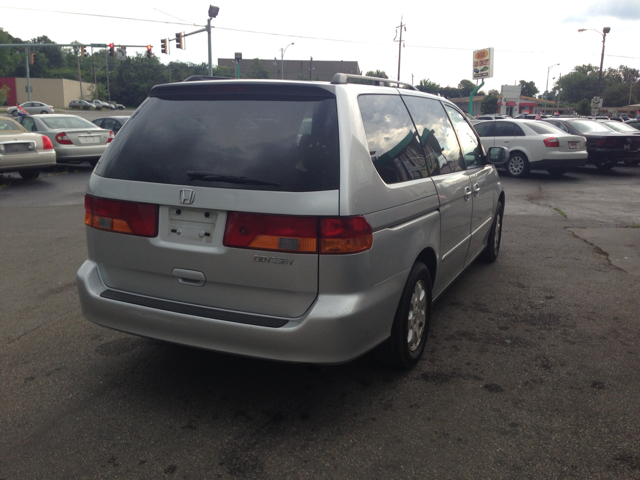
91;116;130;136
624;118;640;131
543;118;640;169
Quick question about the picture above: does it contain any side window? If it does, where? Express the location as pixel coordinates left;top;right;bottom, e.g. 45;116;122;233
513;123;526;136
358;94;429;184
493;121;515;137
403;95;464;175
473;122;494;137
552;121;568;132
102;119;117;131
445;105;484;169
20;117;37;132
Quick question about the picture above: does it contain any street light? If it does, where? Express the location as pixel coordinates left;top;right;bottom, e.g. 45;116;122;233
578;27;611;98
206;5;219;77
545;63;559;114
280;43;294;80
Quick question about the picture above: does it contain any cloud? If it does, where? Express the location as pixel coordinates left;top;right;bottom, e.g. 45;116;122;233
563;0;640;22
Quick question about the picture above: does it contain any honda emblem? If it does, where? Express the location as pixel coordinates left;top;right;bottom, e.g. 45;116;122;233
179;189;196;204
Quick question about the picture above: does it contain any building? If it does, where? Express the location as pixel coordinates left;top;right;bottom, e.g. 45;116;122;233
217;58;360;82
450;84;557;116
0;77;94;108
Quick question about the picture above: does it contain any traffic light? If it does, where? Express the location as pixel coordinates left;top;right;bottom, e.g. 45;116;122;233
160;38;168;55
175;32;184;49
29;53;35;65
80;46;85;57
146;45;152;59
109;43;115;57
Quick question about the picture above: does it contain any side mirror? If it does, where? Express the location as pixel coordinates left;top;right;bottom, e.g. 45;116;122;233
487;146;509;166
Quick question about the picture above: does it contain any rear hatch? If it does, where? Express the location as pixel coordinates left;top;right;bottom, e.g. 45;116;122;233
89;82;341;318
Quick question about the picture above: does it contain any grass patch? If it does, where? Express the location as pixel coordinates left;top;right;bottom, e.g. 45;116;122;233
628;224;640;228
553;207;567;218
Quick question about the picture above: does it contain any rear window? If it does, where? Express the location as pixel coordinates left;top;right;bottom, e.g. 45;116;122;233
41;117;97;129
96;92;339;192
569;120;612;134
526;122;566;135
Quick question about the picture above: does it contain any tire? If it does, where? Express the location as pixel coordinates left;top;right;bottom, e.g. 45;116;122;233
506;152;530;178
40;110;48;114
18;169;40;180
118;106;124;110
381;262;432;369
547;167;568;177
596;162;615;170
12;110;18;117
482;200;504;263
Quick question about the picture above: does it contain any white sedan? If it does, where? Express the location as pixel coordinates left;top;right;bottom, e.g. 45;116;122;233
473;119;588;177
0;117;56;180
6;101;55;116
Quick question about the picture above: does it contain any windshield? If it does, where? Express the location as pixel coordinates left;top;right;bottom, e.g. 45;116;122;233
602;122;638;133
96;92;340;192
570;120;615;134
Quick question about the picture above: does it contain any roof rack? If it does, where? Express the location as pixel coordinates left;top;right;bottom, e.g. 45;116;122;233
183;75;233;82
331;73;417;91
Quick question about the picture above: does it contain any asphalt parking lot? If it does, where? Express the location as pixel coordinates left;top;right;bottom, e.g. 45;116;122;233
1;165;639;478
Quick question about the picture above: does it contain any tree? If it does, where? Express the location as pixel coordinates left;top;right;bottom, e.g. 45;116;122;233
519;80;539;98
0;85;10;106
416;79;440;94
245;58;269;79
365;70;388;79
458;79;477;97
556;64;598;103
480;89;500;114
576;98;591;116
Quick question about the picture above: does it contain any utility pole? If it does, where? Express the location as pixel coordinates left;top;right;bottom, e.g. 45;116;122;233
92;47;97;100
309;56;313;80
105;49;111;101
394;17;406;82
25;47;32;102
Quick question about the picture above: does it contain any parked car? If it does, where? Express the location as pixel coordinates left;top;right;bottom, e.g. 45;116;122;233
477;114;508;120
88;99;113;110
68;100;96;110
624;118;640;131
543;118;640;169
473;119;588;177
91;116;130;135
599;121;640;165
0;116;56;180
16;114;113;166
6;101;54;116
106;101;125;110
77;74;508;369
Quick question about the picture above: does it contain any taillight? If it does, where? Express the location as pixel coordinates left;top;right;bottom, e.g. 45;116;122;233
224;213;318;253
320;217;373;254
84;195;158;237
107;130;115;143
41;135;54;150
55;132;72;145
543;137;560;148
223;213;373;254
595;138;616;147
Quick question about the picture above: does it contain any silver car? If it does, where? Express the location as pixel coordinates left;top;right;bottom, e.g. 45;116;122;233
77;75;506;368
16;114;113;166
0;117;56;179
6;101;54;116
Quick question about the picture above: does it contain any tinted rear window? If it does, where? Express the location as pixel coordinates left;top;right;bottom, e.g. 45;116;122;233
569;120;613;134
96;92;339;192
526;122;566;135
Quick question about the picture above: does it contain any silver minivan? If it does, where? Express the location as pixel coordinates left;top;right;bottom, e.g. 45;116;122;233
77;74;506;368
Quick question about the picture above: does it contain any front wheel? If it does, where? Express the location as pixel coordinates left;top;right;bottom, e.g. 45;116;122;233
12;110;18;117
506;152;530;178
482;200;504;263
40;110;49;114
381;262;432;369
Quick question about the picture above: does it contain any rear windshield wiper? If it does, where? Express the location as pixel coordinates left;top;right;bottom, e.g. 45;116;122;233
186;171;281;187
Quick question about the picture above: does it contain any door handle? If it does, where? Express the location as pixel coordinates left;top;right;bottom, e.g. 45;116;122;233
464;186;472;201
473;183;480;197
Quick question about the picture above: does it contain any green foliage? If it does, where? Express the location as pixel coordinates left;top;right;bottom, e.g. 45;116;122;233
245;58;269;79
365;70;388;79
458;79;476;97
0;85;10;106
575;98;591;116
519;80;539;97
481;89;500;114
416;79;440;94
416;78;483;98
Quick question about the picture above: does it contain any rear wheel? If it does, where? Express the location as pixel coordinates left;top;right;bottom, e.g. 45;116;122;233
596;162;616;170
506;152;530;178
547;167;568;177
482;200;504;263
40;110;49;114
381;262;432;369
18;169;40;180
12;110;18;117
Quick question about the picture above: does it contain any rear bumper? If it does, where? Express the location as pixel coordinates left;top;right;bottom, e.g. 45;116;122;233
55;144;107;162
530;156;588;170
76;260;405;364
588;149;640;164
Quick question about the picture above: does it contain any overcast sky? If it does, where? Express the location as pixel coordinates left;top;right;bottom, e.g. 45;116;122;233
1;0;639;95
